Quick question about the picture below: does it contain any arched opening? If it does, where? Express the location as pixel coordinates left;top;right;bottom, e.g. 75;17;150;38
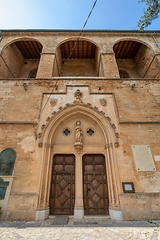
0;40;42;79
28;68;38;78
113;40;160;78
53;39;100;77
119;69;130;78
36;104;121;220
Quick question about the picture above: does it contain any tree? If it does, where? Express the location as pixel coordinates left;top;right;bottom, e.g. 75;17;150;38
138;0;160;30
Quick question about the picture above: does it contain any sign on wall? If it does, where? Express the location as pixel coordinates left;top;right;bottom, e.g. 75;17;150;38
132;145;156;171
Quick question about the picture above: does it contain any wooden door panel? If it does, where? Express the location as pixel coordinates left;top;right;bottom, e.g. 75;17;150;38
50;154;75;215
83;154;109;215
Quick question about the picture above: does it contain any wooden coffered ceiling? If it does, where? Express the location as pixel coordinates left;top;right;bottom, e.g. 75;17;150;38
14;41;42;59
113;41;142;59
60;40;96;59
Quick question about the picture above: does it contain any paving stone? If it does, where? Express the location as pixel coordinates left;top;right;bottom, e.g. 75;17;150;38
133;221;157;227
19;221;42;228
7;221;26;228
52;215;69;225
0;219;159;240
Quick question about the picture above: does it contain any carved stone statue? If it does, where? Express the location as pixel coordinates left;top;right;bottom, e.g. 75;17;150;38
74;89;83;103
75;121;83;143
74;121;83;153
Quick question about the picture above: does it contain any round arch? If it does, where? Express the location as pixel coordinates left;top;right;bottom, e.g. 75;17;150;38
1;37;43;52
36;104;122;220
56;37;100;51
112;37;154;53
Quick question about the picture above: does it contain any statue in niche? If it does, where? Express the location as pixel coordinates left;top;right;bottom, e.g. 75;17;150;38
74;121;83;153
75;121;83;143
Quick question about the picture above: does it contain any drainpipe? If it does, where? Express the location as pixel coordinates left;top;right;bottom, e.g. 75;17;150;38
0;31;2;42
153;32;160;50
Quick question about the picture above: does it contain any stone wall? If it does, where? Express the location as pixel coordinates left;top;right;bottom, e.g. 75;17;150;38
0;30;160;221
120;193;160;220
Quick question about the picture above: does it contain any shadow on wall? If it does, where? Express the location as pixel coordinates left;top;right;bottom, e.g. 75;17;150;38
53;39;102;77
0;40;42;79
113;40;160;79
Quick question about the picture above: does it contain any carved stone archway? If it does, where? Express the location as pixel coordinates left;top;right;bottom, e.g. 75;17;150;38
35;103;122;221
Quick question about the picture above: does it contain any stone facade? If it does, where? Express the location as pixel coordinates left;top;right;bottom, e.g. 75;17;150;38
0;30;160;221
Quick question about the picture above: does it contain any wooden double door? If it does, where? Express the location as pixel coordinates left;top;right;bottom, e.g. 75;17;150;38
50;154;109;215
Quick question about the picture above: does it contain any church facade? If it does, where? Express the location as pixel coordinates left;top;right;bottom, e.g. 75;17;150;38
0;30;160;221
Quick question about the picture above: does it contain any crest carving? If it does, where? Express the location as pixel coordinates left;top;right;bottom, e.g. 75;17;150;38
50;99;57;106
100;99;107;106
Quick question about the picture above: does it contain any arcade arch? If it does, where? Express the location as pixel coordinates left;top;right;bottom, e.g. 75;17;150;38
0;39;42;79
113;40;160;78
53;39;101;77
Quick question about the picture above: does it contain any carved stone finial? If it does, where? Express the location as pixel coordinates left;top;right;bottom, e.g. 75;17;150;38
74;89;83;103
74;121;83;153
38;142;43;148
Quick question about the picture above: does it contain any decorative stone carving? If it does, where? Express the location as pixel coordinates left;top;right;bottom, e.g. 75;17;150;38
38;142;43;148
106;116;111;121
50;99;57;106
38;133;42;138
86;103;91;107
74;121;83;153
52;111;56;116
111;124;116;129
46;117;50;121
114;142;119;147
100;111;105;116
41;124;45;130
38;99;120;148
93;106;98;111
74;89;83;103
100;99;107;106
115;133;119;138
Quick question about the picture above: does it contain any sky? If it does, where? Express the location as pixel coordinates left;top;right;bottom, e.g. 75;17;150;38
0;0;159;30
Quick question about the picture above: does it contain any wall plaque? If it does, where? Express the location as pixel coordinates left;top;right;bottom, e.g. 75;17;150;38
0;148;16;176
132;145;156;171
122;182;135;193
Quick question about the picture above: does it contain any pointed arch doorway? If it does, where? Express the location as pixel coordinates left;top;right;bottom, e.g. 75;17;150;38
36;104;122;220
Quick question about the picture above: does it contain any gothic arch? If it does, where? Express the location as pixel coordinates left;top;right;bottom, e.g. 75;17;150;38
36;103;122;220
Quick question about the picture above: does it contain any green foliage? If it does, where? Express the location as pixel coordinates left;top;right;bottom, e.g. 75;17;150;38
138;0;160;30
0;206;2;214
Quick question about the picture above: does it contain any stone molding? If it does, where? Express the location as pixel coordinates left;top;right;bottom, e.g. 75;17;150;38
37;100;120;148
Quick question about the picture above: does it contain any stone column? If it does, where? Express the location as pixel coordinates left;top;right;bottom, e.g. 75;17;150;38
101;53;120;78
36;53;55;78
74;153;84;219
